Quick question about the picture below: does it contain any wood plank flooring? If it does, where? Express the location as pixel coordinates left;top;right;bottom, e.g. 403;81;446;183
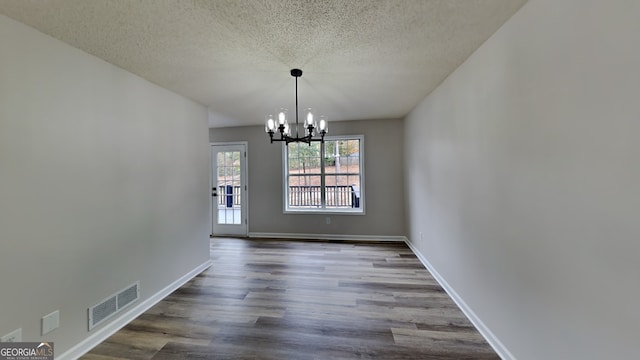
81;238;499;359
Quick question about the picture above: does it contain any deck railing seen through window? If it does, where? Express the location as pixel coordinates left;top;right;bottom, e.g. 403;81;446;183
217;185;360;208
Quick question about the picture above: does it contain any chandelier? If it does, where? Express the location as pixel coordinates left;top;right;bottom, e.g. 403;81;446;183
265;69;328;145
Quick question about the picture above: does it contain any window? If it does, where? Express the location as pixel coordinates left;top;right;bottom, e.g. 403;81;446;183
283;135;364;213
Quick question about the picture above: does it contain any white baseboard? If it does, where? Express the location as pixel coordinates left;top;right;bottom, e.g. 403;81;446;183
248;232;407;242
58;260;213;360
404;239;515;360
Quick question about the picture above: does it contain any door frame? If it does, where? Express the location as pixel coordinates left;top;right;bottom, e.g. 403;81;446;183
210;142;249;236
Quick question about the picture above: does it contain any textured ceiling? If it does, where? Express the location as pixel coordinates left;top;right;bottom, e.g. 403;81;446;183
0;0;527;128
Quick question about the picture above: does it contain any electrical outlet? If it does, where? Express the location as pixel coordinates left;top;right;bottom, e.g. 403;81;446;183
42;310;60;335
1;328;22;342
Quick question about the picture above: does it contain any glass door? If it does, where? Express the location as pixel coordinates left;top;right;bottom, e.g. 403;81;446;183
211;143;247;236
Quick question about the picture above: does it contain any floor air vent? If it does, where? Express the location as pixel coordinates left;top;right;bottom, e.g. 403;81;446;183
89;281;140;330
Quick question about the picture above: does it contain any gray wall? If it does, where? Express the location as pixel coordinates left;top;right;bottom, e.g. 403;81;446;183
0;15;210;355
404;0;640;359
210;118;405;237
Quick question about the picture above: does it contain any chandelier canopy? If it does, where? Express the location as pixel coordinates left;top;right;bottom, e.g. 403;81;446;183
265;69;328;145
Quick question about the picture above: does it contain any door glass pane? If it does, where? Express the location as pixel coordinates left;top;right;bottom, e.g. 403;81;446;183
217;150;241;224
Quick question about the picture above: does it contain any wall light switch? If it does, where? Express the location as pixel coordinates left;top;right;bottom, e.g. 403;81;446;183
1;328;22;342
42;310;60;335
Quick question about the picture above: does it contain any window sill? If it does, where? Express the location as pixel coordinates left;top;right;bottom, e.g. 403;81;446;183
284;208;365;215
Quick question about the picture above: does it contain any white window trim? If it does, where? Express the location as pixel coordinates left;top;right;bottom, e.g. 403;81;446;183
282;134;365;215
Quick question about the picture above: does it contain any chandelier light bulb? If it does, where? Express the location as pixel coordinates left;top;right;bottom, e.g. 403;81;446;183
265;115;275;133
318;116;328;133
278;109;287;125
305;108;315;128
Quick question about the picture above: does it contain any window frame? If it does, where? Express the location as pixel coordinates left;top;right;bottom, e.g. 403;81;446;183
282;134;365;215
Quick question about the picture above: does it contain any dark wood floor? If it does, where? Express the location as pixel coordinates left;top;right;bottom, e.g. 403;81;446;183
81;238;499;359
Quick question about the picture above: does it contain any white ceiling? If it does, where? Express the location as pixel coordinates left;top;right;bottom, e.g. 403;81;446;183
0;0;527;128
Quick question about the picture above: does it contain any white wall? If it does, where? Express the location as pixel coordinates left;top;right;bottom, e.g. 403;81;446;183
404;1;640;359
0;15;210;355
210;118;405;238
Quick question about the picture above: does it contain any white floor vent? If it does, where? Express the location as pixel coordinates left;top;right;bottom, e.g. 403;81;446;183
88;281;139;330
